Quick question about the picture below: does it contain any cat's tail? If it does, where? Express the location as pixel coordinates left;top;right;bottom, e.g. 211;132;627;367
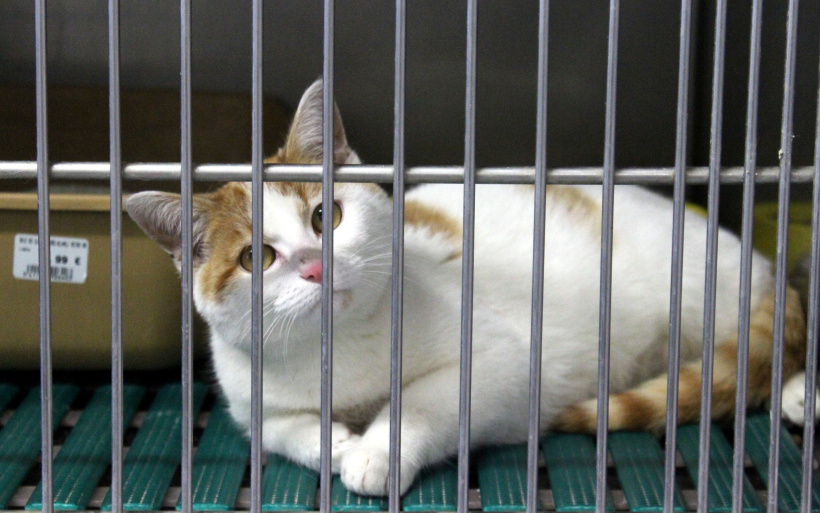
553;286;806;433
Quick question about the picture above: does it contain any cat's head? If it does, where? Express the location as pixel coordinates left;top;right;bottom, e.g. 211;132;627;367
126;80;392;345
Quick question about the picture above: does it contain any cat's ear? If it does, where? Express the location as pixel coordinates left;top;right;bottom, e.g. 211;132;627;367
126;191;212;266
283;79;360;165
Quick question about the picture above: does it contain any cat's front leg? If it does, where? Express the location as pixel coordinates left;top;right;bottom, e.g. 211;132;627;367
262;413;360;472
339;364;465;496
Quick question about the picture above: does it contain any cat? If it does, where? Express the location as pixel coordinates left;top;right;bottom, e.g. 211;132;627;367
126;79;808;496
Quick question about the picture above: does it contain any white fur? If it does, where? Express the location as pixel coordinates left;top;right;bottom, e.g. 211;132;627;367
128;81;800;497
782;372;820;424
199;181;776;496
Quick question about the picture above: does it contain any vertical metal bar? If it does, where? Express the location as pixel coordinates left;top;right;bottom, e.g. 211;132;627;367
34;1;54;512
457;1;478;512
767;0;800;510
697;0;728;510
597;0;619;510
179;0;194;512
320;0;335;511
108;0;124;511
801;51;820;513
526;0;550;511
388;0;406;510
732;0;764;511
250;0;264;513
664;0;693;511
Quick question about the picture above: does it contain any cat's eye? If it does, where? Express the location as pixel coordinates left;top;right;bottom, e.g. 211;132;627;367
311;201;342;234
238;244;276;272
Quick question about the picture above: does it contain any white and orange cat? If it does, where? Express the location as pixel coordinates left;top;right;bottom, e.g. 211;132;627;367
127;80;810;496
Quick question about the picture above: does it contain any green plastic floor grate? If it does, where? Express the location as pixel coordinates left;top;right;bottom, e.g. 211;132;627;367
331;475;389;511
261;454;318;511
3;381;820;512
0;384;18;414
476;444;528;511
176;403;249;511
542;433;614;512
608;431;685;512
26;385;145;511
745;413;820;513
676;423;763;512
402;461;458;511
100;382;208;511
0;384;79;510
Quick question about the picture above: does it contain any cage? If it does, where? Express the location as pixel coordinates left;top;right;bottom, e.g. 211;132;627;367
0;0;819;512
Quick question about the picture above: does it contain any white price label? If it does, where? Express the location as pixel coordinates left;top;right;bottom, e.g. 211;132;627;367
13;234;89;284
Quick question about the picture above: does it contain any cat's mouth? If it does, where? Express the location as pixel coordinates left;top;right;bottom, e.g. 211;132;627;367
335;290;353;310
306;288;354;313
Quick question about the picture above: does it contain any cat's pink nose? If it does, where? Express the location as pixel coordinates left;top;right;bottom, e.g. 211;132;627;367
300;261;323;284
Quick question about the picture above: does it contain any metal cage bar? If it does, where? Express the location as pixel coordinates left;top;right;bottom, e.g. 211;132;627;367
2;162;818;184
108;0;124;511
457;1;478;512
526;0;550;511
697;0;729;510
13;2;820;512
34;0;54;511
767;0;800;509
320;1;336;511
733;0;764;511
802;50;820;513
250;0;265;512
664;0;693;510
597;0;620;510
388;0;407;509
179;0;196;512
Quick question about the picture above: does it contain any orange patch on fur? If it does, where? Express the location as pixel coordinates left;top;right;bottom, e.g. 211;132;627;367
547;186;601;234
269;182;322;209
265;143;318;165
742;287;807;404
405;199;463;261
554;285;807;436
553;403;595;433
406;200;462;242
674;366;705;425
548;186;599;217
197;183;253;302
612;391;659;431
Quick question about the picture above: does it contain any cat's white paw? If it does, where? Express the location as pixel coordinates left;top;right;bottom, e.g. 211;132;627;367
299;422;361;472
326;423;362;472
781;371;820;425
340;445;416;496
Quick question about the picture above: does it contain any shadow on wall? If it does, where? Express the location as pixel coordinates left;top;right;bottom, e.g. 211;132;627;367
0;0;817;169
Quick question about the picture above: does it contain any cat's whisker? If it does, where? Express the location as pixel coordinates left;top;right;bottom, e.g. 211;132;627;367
361;268;424;287
236;297;279;338
278;309;303;378
344;242;393;260
356;257;395;266
236;298;287;347
262;316;281;348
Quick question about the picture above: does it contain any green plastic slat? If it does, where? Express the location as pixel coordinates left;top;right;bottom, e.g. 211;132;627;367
331;475;389;511
476;444;527;511
0;384;18;414
175;404;249;511
542;433;614;512
745;413;820;512
101;382;208;511
0;385;79;509
402;461;458;511
676;423;763;512
261;454;318;511
608;431;685;512
26;385;145;510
